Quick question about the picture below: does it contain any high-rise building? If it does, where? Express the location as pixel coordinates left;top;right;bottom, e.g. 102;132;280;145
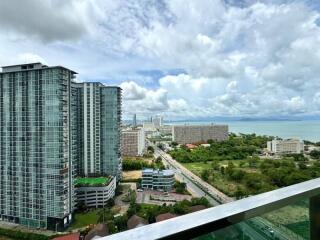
72;82;122;178
133;114;137;128
121;128;145;156
172;124;229;144
100;86;122;178
0;63;76;230
0;63;122;230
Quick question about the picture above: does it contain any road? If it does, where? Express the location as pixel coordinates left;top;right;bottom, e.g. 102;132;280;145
154;148;233;204
152;144;303;240
154;149;218;205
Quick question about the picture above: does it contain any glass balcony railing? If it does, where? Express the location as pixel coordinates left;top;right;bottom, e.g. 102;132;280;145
103;177;320;240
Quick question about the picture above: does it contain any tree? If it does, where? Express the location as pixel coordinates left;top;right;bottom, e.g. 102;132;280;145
114;215;128;232
310;150;320;159
171;141;178;147
229;169;245;181
298;162;307;170
235;186;247;199
211;161;220;171
157;143;164;150
147;146;155;153
155;156;162;164
201;169;210;181
173;201;191;214
174;181;187;194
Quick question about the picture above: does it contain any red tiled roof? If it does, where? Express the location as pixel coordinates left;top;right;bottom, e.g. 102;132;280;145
190;205;206;213
53;233;80;240
127;215;148;229
185;144;197;149
155;213;178;222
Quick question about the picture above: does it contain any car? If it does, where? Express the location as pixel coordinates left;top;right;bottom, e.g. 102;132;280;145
137;189;143;192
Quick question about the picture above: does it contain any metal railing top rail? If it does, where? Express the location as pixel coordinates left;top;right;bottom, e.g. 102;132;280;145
103;177;320;240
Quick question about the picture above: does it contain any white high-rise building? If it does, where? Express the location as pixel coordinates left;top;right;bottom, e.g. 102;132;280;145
121;128;145;156
267;139;304;154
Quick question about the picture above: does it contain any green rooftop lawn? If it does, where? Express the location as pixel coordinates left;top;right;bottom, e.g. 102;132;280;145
75;177;110;186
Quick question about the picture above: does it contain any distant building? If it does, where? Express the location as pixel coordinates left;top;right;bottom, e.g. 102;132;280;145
121;129;145;156
159;125;172;135
142;169;175;191
267;139;304;154
172;124;228;144
75;177;116;208
152;116;163;129
143;122;157;137
133;114;137;128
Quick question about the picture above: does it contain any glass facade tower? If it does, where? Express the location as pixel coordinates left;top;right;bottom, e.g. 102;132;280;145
0;63;122;230
0;63;75;230
72;83;122;179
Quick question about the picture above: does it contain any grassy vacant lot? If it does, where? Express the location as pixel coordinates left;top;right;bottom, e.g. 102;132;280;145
123;156;154;164
68;209;100;230
122;170;142;181
183;161;243;196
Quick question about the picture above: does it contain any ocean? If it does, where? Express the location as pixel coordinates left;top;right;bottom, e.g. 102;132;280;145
168;120;320;142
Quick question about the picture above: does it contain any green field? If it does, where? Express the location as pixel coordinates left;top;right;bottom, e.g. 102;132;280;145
69;209;100;230
183;162;241;195
75;177;110;186
182;161;261;197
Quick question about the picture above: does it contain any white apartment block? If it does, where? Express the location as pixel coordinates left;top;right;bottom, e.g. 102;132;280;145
121;129;146;156
159;125;172;135
172;124;229;144
267;139;304;154
143;122;157;138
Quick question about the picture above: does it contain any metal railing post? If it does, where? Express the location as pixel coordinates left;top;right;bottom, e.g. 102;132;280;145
310;194;320;240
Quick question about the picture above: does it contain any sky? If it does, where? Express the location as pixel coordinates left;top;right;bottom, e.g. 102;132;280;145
1;0;320;120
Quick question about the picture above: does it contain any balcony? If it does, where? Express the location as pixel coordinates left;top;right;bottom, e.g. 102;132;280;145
103;177;320;240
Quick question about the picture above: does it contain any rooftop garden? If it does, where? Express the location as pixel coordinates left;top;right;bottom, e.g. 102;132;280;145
75;177;111;187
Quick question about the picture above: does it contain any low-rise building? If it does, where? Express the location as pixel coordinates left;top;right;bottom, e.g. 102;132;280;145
75;177;116;208
121;129;145;156
267;139;304;154
142;169;175;191
172;124;228;144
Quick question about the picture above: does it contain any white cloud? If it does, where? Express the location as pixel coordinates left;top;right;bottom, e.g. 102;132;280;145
120;81;147;100
17;53;47;64
120;81;169;116
1;0;320;119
